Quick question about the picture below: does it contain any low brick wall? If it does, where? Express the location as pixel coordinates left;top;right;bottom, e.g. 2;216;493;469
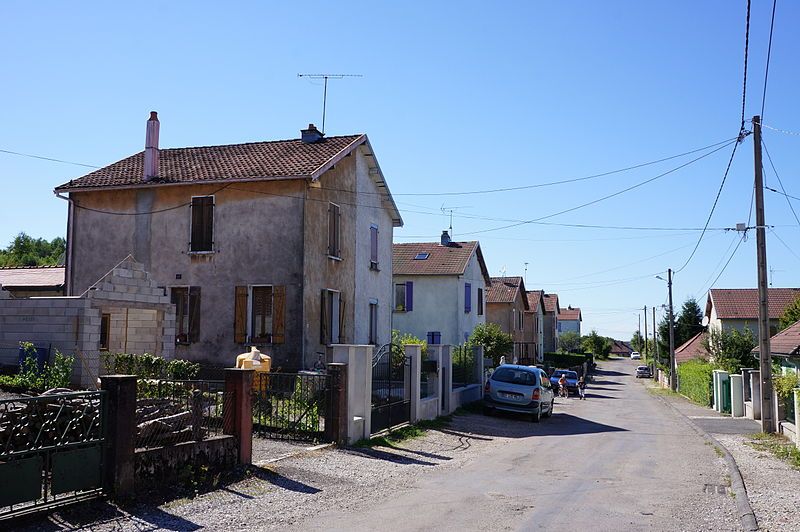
134;435;238;488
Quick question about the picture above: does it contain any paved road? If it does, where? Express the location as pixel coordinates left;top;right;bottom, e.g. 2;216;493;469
300;358;740;531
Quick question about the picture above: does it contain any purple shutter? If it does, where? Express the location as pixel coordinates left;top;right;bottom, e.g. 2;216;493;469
465;283;472;313
406;281;413;311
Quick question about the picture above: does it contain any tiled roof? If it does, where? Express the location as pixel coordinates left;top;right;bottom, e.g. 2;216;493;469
393;241;487;280
525;290;544;313
55;135;365;191
543;293;560;314
610;340;632;355
559;307;582;321
707;288;800;320
0;266;65;287
487;277;528;309
753;320;800;357
675;332;709;364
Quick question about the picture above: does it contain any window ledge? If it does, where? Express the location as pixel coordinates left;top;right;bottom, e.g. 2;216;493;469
328;255;342;262
188;250;215;255
369;263;380;272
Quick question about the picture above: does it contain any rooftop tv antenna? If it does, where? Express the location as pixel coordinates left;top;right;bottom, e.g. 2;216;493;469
440;204;472;239
297;73;363;134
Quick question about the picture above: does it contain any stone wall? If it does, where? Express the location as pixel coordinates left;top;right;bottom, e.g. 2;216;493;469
134;436;238;488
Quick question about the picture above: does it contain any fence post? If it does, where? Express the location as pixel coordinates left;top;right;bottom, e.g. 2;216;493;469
441;345;453;415
224;368;254;465
751;370;761;420
100;374;137;499
325;363;348;444
405;344;422;423
794;389;800;448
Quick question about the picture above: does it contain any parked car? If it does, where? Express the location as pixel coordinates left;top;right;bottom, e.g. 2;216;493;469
483;365;554;422
549;369;579;393
630;351;641;360
635;365;652;378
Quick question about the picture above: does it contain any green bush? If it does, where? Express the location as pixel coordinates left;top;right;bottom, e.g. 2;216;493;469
5;342;75;392
100;352;199;380
543;352;588;369
677;359;714;406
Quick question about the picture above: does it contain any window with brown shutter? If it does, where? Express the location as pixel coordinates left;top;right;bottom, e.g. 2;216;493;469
172;287;200;344
272;285;286;344
328;202;341;258
234;286;248;344
190;196;214;252
250;286;273;343
188;286;201;343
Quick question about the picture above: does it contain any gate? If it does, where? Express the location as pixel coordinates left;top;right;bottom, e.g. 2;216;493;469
252;372;332;441
0;391;106;521
371;344;411;434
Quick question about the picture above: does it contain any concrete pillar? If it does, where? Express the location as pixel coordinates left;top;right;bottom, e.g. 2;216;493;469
730;374;744;418
741;368;755;402
751;370;761;420
325;363;348;445
426;346;442;405
331;345;373;443
441;345;453;415
224;368;254;465
405;344;422;423
100;375;137;499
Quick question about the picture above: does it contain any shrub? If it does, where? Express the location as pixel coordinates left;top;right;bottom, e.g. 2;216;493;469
468;323;513;366
543;352;588;369
100;352;198;380
11;343;74;392
677;359;715;406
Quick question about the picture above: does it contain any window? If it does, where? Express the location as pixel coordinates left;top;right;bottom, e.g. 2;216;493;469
100;314;110;351
320;289;343;345
465;283;472;313
394;282;413;311
190;196;214;252
427;331;441;344
370;224;379;270
477;288;484;316
414;252;430;260
234;285;285;344
369;301;378;344
171;287;201;344
328;202;341;258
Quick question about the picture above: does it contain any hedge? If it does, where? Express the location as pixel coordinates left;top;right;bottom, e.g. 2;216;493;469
543;352;589;369
677;359;714;406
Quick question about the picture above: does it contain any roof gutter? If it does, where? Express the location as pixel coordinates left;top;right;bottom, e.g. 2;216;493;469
54;191;74;295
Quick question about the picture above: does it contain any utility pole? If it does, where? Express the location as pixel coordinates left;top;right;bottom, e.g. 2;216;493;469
668;269;676;391
653;305;659;381
638;313;641;352
753;115;775;433
643;305;648;362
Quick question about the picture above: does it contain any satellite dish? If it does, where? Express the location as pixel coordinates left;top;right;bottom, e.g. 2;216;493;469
701;316;709;327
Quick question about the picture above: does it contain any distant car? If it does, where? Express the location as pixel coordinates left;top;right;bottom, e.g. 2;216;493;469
630;351;641;360
635;365;652;378
549;369;579;393
483;365;554;422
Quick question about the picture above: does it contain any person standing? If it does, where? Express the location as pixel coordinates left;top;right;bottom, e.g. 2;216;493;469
578;376;586;400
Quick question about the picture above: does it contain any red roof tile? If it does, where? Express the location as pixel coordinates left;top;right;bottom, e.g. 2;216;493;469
526;290;544;313
753;320;800;357
392;241;489;281
675;332;709;364
55;135;365;191
543;293;560;314
559;307;582;321
487;277;529;309
707;288;800;320
0;266;65;288
610;340;632;355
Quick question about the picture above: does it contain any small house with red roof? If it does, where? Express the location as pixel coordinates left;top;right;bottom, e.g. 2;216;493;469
486;276;530;359
525;290;545;361
558;305;582;336
675;331;709;365
704;288;800;336
392;232;490;346
542;293;561;353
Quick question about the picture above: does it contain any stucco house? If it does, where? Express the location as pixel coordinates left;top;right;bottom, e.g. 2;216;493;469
542;293;560;353
704;288;800;336
558;306;582;336
54;113;402;369
524;290;545;362
0;266;65;297
486;276;529;359
391;233;490;346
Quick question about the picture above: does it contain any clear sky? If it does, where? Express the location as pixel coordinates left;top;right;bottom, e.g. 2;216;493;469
2;1;798;340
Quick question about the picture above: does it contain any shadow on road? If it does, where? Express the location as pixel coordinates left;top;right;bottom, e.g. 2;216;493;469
448;412;627;440
582;393;616;400
590;380;623;386
345;446;438;466
249;466;323;494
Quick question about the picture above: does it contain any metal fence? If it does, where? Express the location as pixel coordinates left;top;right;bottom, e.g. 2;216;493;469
452;345;480;388
0;391;106;520
253;372;331;441
135;379;229;450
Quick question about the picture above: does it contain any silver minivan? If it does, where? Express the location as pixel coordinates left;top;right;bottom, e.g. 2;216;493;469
483;365;555;421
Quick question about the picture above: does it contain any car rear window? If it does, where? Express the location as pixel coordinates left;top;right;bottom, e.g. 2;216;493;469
492;368;538;386
637;366;648;370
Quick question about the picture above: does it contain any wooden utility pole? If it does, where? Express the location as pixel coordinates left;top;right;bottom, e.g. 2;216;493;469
643;305;648;362
753;115;775;433
653;305;659;381
668;269;676;391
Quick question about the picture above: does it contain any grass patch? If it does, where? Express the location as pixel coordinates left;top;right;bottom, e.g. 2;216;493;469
354;416;451;448
646;385;680;398
747;432;800;470
713;445;724;458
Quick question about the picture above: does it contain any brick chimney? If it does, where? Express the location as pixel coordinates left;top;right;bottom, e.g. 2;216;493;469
301;123;324;144
440;230;451;246
144;111;159;181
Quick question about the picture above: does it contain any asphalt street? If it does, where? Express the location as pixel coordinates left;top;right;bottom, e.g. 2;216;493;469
300;358;740;531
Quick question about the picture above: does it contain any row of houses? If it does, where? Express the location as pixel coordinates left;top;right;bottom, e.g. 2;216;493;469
0;115;583;381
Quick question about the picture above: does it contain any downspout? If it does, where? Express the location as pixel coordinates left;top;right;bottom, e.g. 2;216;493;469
55;192;74;295
301;183;307;369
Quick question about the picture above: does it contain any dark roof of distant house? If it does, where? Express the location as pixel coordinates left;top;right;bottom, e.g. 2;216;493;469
706;288;800;320
675;331;709;364
525;290;544;313
542;293;560;315
392;241;490;283
559;307;582;321
753;320;800;357
487;277;529;309
610;339;632;355
0;266;65;288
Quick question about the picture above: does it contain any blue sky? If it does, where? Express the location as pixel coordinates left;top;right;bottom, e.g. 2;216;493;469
2;1;798;339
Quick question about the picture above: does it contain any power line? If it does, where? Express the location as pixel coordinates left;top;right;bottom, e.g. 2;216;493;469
769;228;800;263
760;123;800;137
761;138;800;226
760;0;778;119
696;233;746;297
0;149;100;169
741;0;752;130
72;183;234;216
766;186;800;203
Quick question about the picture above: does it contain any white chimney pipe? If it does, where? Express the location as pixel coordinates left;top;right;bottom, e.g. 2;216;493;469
144;111;159;181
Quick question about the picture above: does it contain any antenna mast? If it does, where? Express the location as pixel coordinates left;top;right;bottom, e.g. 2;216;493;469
297;73;363;134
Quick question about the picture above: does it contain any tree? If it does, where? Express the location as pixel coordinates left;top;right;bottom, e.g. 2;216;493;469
656;297;705;356
631;331;645;353
468;322;513;366
582;329;611;358
0;233;66;267
558;331;582;353
779;295;800;331
702;327;757;374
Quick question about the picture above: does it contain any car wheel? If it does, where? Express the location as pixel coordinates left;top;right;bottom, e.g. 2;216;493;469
531;406;541;423
543;399;554;418
483;406;493;416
